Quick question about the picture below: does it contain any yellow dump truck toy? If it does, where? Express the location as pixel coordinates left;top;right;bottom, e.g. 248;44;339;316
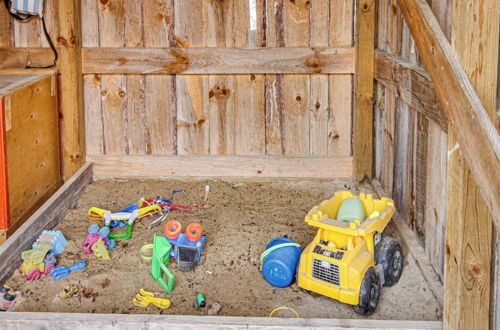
297;191;403;315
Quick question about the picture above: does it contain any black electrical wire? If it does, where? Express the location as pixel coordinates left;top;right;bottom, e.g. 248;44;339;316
3;0;58;68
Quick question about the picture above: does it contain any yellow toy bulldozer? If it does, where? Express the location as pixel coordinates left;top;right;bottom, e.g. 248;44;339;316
297;191;403;315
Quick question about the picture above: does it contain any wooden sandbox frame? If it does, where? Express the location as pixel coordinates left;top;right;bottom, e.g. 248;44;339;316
0;0;498;328
0;163;443;329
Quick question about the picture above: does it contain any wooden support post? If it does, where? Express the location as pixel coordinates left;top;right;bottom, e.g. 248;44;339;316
58;0;85;181
443;1;500;329
353;0;375;181
396;0;500;224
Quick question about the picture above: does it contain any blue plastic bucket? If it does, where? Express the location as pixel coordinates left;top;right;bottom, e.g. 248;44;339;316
261;237;302;288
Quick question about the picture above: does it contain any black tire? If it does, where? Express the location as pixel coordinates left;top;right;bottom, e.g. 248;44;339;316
354;268;381;315
376;236;403;286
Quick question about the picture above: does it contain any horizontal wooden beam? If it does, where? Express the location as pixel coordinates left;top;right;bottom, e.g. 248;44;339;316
0;163;92;283
82;47;355;74
374;50;448;132
397;0;500;224
87;155;353;179
0;48;54;68
0;312;442;329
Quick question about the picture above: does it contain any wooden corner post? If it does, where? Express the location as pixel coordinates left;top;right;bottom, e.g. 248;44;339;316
353;0;376;181
58;0;85;181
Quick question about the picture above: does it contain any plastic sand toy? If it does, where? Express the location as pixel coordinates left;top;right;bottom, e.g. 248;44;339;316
20;243;57;281
132;288;171;309
297;191;403;315
151;235;174;293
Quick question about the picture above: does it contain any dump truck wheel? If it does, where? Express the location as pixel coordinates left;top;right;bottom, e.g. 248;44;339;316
376;237;403;286
354;268;381;315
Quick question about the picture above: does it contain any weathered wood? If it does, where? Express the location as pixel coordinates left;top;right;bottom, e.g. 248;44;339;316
374;50;447;132
328;1;354;157
309;0;329;156
0;48;54;68
424;121;447;280
0;1;13;47
232;0;266;156
81;47;355;74
87;155;353;179
58;0;85;180
441;0;500;328
372;179;444;311
2;74;61;236
397;0;500;224
83;74;103;155
175;0;209;156
0;312;442;330
100;75;127;155
353;0;375;180
328;75;352;156
0;163;92;284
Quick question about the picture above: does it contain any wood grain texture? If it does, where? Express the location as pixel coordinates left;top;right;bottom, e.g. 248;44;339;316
58;0;85;180
175;0;209;155
424;121;447;280
0;312;443;329
88;155;353;179
374;50;447;132
309;0;329;156
3;75;61;235
83;74;103;155
0;48;54;69
397;0;500;226
0;163;92;283
0;0;13;47
100;75;127;155
353;0;375;180
441;0;500;328
82;47;355;74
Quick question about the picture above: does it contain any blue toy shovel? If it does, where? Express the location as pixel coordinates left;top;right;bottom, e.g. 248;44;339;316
50;261;87;281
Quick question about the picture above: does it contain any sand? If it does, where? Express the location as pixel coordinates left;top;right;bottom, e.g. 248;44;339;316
6;178;441;320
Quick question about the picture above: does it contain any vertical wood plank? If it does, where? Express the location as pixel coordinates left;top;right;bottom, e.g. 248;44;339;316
329;0;353;157
374;0;389;180
175;0;209;155
98;0;126;155
207;0;235;155
100;75;127;155
81;0;99;48
40;0;58;48
382;91;395;195
328;74;352;156
265;0;285;155
13;16;40;48
143;0;176;155
424;121;447;280
444;0;499;329
125;0;146;155
283;0;310;155
233;0;266;155
0;2;13;47
58;0;85;180
309;0;329;156
83;74;104;155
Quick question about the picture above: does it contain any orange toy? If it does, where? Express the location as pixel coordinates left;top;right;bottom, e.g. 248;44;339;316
186;223;202;242
164;221;181;240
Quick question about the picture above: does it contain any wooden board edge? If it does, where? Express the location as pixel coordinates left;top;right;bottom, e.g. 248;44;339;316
87;155;353;179
0;162;92;284
371;178;444;311
0;312;443;329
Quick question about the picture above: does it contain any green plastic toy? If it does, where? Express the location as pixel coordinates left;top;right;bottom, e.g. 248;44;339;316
151;235;174;293
104;210;138;240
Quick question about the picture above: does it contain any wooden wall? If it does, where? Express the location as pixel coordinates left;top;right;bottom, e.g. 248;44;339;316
375;5;500;329
375;0;449;281
81;0;354;162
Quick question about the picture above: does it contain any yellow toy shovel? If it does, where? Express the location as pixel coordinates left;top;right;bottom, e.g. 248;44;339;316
132;289;171;309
